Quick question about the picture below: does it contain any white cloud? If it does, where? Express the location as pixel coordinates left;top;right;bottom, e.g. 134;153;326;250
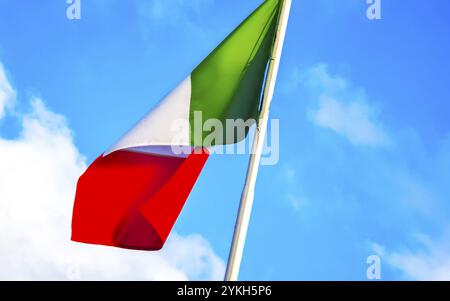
0;65;224;281
0;63;15;119
372;234;450;281
300;64;389;147
311;95;389;147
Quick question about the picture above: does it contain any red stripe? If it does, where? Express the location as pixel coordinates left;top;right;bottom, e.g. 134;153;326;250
71;148;208;251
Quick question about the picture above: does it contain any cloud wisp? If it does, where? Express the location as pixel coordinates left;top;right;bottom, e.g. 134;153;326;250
0;63;15;118
294;64;390;147
371;233;450;281
311;95;389;147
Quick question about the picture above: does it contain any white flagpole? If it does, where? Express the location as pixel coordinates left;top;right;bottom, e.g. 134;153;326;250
225;0;292;281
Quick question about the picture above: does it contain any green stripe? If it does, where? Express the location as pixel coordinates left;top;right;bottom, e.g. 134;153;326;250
190;0;281;146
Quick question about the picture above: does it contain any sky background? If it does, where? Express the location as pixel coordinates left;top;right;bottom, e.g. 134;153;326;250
1;0;450;280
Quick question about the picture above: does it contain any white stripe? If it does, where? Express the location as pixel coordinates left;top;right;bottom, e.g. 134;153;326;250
104;76;192;156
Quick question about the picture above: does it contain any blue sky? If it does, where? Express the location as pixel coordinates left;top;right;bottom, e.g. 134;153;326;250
1;0;450;280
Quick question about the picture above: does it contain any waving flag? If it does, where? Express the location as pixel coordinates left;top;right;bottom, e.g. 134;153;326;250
72;0;283;251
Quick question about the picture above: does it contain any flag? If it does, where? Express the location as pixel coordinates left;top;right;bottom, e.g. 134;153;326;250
72;0;282;251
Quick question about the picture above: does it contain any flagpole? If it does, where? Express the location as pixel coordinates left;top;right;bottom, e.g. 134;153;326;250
224;0;291;281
